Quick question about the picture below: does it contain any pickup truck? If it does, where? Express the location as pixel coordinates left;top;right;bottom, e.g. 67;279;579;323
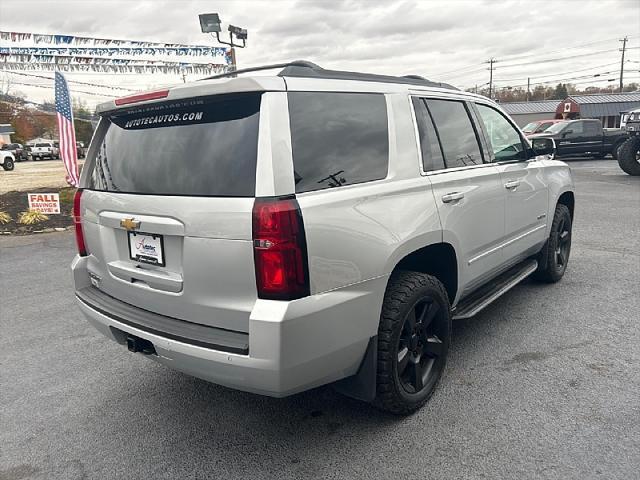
617;108;640;175
29;142;54;161
1;150;15;171
529;119;627;159
1;143;26;161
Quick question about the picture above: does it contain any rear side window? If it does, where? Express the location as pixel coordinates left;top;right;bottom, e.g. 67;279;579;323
88;93;261;197
585;121;600;135
412;97;445;172
288;92;388;193
425;99;483;168
568;121;584;134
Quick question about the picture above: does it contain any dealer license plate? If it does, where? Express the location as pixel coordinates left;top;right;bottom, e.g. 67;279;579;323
128;232;165;266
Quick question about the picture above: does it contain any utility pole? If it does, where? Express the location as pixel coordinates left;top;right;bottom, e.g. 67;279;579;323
487;58;497;100
526;77;530;102
619;36;628;93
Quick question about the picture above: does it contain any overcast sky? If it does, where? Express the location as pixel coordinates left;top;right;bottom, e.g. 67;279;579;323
1;0;639;108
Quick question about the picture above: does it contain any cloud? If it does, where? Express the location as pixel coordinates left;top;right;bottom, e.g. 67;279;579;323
0;0;638;107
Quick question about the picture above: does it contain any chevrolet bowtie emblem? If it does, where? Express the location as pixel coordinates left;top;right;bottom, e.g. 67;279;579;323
120;218;141;231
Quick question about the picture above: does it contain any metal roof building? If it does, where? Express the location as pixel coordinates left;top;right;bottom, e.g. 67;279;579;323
501;92;640;128
500;100;559;127
558;93;640;123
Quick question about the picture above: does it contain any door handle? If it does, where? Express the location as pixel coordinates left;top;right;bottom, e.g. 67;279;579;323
504;180;520;190
442;192;464;203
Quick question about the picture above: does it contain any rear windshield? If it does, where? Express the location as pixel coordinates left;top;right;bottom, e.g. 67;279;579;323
87;93;262;197
36;143;51;147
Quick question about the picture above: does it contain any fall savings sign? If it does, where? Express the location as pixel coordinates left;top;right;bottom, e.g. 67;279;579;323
28;193;60;214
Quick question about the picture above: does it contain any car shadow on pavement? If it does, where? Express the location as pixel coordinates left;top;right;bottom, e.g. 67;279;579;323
82;278;558;477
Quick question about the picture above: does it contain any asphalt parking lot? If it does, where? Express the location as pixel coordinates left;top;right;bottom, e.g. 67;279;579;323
1;158;639;480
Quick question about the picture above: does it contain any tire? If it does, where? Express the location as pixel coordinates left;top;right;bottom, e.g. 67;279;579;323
2;158;14;171
611;141;625;160
374;271;451;415
617;137;640;176
534;204;572;283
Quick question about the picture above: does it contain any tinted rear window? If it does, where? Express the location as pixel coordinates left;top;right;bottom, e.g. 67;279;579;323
88;94;261;197
288;92;388;193
425;99;483;168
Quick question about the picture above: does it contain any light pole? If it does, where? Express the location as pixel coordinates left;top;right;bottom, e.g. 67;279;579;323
199;13;248;72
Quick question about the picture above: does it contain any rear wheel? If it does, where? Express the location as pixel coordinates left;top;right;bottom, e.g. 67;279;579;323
534;204;572;283
2;158;14;171
374;271;451;415
617;137;640;176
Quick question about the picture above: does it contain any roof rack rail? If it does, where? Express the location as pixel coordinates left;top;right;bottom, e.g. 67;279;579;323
200;60;319;80
200;59;458;90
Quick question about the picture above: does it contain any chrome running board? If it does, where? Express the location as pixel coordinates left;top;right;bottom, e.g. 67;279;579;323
452;259;538;320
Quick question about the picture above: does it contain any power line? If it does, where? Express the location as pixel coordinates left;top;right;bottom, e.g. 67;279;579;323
494;69;629;89
492;62;622;83
489;48;631;69
1;70;136;91
8;80;114;98
487;36;627;64
433;35;637;79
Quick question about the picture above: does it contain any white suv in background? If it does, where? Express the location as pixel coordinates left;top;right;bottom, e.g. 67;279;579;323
71;61;574;414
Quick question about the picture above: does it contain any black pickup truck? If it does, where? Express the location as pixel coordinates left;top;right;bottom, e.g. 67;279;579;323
529;119;627;159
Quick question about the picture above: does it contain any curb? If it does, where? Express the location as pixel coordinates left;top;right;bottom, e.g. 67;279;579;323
1;226;72;236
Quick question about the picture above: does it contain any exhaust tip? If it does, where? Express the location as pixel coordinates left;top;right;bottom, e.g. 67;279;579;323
126;335;156;355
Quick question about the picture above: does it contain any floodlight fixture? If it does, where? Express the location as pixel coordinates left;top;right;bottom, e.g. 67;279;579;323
228;25;248;40
199;13;221;33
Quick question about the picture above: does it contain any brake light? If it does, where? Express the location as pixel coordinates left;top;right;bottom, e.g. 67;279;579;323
252;197;310;300
114;89;169;106
73;189;87;257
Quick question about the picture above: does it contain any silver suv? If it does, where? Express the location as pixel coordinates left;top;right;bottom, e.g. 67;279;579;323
72;61;574;414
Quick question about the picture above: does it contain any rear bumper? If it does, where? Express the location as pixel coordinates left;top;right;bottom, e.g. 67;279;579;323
72;255;386;397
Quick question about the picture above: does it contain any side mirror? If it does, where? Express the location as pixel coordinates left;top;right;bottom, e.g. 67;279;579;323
531;137;556;157
562;129;573;137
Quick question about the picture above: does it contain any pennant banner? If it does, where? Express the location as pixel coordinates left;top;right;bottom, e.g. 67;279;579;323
0;46;229;59
0;53;226;67
0;62;226;75
0;31;224;51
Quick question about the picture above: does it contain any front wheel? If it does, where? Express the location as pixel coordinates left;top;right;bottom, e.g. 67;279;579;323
2;158;14;171
534;204;572;283
617;137;640;176
374;271;451;415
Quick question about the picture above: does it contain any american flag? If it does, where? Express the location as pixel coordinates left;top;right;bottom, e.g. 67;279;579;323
55;71;80;186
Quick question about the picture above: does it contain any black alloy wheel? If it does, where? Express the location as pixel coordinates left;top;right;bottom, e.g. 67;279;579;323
534;203;572;283
554;215;571;270
396;297;446;395
375;271;451;414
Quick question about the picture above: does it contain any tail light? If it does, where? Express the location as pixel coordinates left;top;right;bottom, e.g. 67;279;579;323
252;197;310;300
73;189;87;257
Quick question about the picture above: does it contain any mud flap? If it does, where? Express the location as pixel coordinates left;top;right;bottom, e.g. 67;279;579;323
333;336;377;402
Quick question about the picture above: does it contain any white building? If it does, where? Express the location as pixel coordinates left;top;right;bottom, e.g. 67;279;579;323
0;124;15;146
